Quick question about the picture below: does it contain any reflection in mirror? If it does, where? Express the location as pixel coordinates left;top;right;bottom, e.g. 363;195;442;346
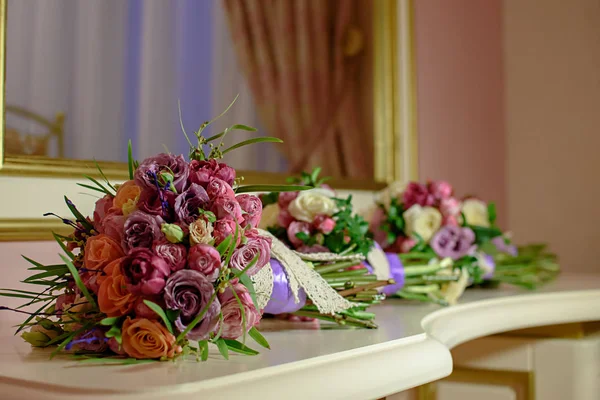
5;0;374;179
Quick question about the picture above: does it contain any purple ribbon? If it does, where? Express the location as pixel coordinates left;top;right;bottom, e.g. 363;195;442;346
364;251;405;296
263;258;307;314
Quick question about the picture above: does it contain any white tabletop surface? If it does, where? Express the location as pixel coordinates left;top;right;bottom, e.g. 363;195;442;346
1;274;599;400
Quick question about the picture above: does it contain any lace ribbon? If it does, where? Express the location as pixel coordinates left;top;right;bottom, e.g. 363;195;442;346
253;229;355;315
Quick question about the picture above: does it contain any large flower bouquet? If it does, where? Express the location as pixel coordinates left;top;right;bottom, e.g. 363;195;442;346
367;180;560;305
1;102;310;363
258;169;393;328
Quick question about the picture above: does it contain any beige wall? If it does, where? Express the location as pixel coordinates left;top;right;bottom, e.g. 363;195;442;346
414;0;507;227
504;0;600;272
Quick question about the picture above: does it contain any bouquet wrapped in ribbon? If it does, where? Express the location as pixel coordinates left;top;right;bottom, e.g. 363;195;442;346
366;181;560;305
258;169;393;328
0;101;321;362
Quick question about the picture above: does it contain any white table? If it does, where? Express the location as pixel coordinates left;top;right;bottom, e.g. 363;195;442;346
1;274;599;400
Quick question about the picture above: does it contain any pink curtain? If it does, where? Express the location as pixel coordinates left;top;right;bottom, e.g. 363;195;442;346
222;0;373;178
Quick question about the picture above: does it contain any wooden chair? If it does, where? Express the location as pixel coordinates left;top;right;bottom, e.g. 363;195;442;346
4;105;65;157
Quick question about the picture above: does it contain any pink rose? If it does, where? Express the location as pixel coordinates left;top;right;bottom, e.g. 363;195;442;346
313;215;336;234
277;209;295;228
101;213;125;243
287;221;312;248
93;194;114;231
278;192;298;209
403;182;435;209
400;237;417;253
153;242;187;272
230;236;271;276
369;207;391;249
137;188;176;220
213;217;241;247
188;244;221;282
236;194;263;229
428;180;453;201
189;159;236;188
108;337;126;355
218;283;261;339
211;195;244;224
443;215;459;226
440;197;461;218
206;177;235;199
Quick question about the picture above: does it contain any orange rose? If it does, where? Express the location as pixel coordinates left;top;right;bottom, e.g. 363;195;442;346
98;258;137;317
121;317;178;359
112;180;141;215
84;234;125;271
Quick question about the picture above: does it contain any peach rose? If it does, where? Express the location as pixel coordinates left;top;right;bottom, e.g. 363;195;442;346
121;317;178;359
98;258;138;317
112;180;141;215
84;234;125;272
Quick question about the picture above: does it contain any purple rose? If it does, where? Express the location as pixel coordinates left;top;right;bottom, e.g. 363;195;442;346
218;283;261;339
164;269;221;341
134;153;189;193
174;183;210;225
211;195;244;224
491;236;518;257
137;187;176;221
123;248;170;295
189;159;236;188
213;217;241;247
430;226;476;260
153;241;187;272
287;221;312;248
122;211;164;251
188;244;221;282
230;235;271;276
236;194;263;228
206;177;235;199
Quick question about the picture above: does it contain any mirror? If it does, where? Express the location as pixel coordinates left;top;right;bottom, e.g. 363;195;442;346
2;0;416;183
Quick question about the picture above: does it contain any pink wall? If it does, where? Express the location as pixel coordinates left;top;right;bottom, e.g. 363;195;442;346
414;0;507;227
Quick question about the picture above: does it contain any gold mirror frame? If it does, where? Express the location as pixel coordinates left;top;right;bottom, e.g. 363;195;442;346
0;0;418;241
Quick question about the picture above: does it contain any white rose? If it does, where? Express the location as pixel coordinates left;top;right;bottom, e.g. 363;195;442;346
403;204;442;243
377;181;406;210
288;189;336;222
461;199;490;227
258;203;280;230
189;219;214;245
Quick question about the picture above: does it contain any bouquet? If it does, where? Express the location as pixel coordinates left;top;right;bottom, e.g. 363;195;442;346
258;169;394;328
366;180;560;305
0;100;311;363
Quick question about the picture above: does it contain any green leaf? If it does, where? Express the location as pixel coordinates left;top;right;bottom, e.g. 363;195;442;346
0;292;52;300
216;235;233;257
236;185;313;194
248;327;270;349
21;255;45;269
15;300;53;334
50;328;81;359
230;287;247;344
94;159;117;192
199;340;209;361
215;338;229;360
222;137;283;155
77;183;107;194
99;317;120;326
310;167;322;184
64;196;94;232
166;309;180;323
488;202;497;225
127;140;135;180
223;339;259;356
83;175;111;196
60;254;97;310
205;124;258;142
223;223;240;273
199;95;239;138
24;268;69;282
239;273;259;311
105;325;122;344
53;233;75;260
177;100;194;149
143;300;173;334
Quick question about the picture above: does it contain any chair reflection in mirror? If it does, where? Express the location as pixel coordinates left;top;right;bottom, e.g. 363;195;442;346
4;105;64;157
